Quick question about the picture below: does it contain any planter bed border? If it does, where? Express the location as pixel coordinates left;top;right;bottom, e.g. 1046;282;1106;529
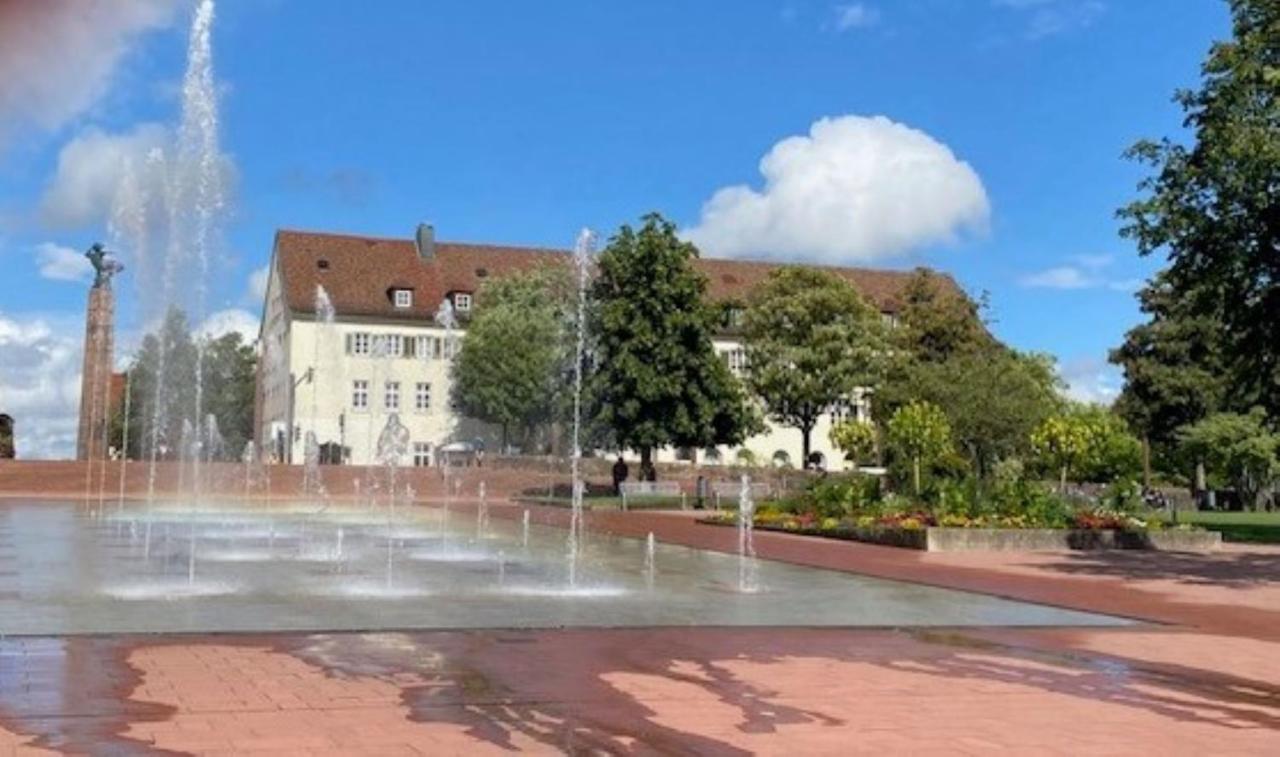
697;519;1221;552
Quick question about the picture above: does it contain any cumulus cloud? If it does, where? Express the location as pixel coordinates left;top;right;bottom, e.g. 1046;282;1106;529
34;242;91;282
199;309;259;342
38;123;170;229
683;115;989;265
1059;355;1122;406
0;312;84;459
1019;255;1141;292
0;1;177;146
832;3;879;31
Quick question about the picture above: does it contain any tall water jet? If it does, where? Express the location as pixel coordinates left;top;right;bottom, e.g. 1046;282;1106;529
375;412;410;587
476;481;488;539
567;228;595;588
434;297;459;515
645;532;656;590
309;284;336;492
179;0;225;506
302;431;323;497
522;509;531;549
241;441;257;499
116;371;133;514
737;473;758;593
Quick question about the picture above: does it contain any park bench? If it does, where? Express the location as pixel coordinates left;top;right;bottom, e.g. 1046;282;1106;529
619;481;686;511
711;480;772;510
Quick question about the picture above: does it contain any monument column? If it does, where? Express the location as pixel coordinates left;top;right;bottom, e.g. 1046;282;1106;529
75;244;123;461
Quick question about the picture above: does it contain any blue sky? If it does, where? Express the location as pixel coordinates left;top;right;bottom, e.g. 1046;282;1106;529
0;0;1230;456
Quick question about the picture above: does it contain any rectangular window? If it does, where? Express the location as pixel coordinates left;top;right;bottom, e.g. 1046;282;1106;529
726;348;747;373
385;334;403;357
442;336;458;360
351;332;370;356
454;293;472;312
415;335;432;361
413;442;431;467
394;289;413;308
384;381;400;411
352;379;368;410
415;382;431;412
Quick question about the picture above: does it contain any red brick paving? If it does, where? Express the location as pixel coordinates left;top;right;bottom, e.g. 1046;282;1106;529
1;496;1278;754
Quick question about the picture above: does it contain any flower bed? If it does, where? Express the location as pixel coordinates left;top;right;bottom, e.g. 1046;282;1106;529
697;514;1219;552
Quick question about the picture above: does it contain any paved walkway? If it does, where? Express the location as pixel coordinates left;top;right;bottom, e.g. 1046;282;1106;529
1;501;1277;755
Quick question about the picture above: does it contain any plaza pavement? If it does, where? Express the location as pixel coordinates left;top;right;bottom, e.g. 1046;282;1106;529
1;501;1278;755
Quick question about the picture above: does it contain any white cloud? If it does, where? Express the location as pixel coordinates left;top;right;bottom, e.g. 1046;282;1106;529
38;123;170;229
994;0;1106;40
199;309;259;342
1019;266;1093;289
0;1;177;146
684;115;989;264
35;242;91;282
1019;255;1141;292
1059;356;1121;406
833;3;878;31
247;265;270;302
0;312;84;459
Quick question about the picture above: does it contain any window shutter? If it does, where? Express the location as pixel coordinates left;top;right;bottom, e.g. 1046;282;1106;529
404;337;415;359
345;333;353;355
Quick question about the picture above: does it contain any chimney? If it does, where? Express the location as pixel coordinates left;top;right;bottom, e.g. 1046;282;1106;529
415;223;435;260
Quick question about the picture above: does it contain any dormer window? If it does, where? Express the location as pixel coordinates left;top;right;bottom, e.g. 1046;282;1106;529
454;292;472;312
393;289;413;309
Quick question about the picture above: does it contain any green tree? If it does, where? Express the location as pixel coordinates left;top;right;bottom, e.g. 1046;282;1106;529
1117;0;1280;417
1178;409;1279;510
877;349;1061;478
200;331;257;456
886;400;953;496
1073;405;1144;483
452;266;570;450
1031;413;1094;491
894;268;992;363
829;419;878;467
1111;271;1228;476
589;213;760;472
742;267;887;463
114;308;255;461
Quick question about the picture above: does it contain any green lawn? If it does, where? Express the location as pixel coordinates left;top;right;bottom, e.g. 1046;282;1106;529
1161;510;1280;544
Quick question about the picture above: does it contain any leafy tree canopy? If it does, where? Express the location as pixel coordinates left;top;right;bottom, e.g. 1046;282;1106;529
894;268;992;364
1178;408;1279;510
886;400;953;495
877;349;1061;477
452;265;571;450
1110;270;1229;460
742;267;888;462
117;307;256;461
829;418;878;466
1117;0;1280;416
589;213;760;466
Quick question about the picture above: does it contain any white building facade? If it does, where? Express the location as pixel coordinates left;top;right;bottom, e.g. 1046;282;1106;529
256;227;933;471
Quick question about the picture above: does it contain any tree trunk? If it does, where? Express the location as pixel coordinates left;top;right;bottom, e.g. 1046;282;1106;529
913;457;921;496
1142;436;1151;489
640;446;655;481
501;423;508;453
801;422;812;469
1059;465;1068;493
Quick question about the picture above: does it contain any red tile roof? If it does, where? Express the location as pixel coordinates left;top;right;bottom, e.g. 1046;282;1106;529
272;228;961;322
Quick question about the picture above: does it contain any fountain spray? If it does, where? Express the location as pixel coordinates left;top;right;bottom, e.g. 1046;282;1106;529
567;227;595;588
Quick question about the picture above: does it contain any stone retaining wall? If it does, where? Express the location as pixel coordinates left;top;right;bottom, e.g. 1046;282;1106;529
701;519;1222;552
